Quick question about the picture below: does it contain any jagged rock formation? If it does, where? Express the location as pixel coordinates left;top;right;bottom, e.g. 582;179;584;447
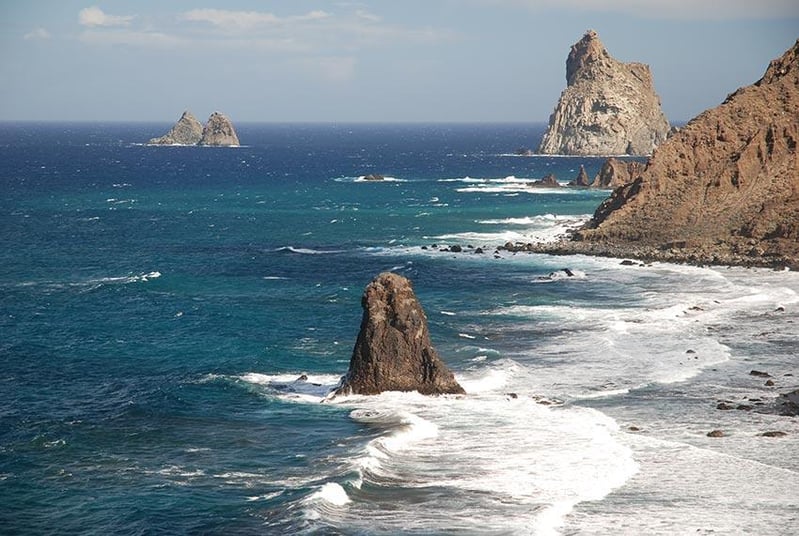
570;39;799;267
569;165;591;187
591;157;646;188
335;273;465;396
199;112;240;146
148;111;203;145
538;30;670;156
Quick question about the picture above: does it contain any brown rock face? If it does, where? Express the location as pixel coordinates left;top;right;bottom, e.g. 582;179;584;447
538;30;670;156
148;110;203;145
591;157;646;189
576;39;799;266
569;165;591;187
335;273;465;396
199;112;240;146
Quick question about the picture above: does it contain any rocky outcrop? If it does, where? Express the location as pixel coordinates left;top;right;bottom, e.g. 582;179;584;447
148;111;203;145
529;174;561;188
198;112;240;146
538;30;670;156
569;165;591;187
570;39;799;268
335;273;465;396
591;157;646;188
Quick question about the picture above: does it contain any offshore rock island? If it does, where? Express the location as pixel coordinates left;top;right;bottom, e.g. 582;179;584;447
530;38;799;269
148;111;240;146
538;30;670;156
335;273;465;396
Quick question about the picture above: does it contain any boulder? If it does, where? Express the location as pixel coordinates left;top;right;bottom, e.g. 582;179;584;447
777;389;799;416
198;112;240;146
148;110;203;145
538;30;670;156
334;273;465;396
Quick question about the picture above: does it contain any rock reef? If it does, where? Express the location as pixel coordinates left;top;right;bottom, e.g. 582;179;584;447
335;273;465;396
538;30;670;156
148;111;239;146
566;38;799;268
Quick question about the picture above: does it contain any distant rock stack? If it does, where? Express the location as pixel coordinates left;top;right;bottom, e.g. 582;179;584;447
575;38;799;267
538;30;670;156
199;112;240;147
335;273;465;396
148;111;239;146
148;111;203;145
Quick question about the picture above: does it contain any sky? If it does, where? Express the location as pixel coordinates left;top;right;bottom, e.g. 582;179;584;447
1;1;797;123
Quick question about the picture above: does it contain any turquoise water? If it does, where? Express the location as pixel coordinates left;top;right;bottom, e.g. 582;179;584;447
2;123;797;534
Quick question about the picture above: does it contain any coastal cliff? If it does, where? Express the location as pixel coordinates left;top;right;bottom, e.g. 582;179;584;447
538;30;670;156
335;273;465;396
560;39;799;268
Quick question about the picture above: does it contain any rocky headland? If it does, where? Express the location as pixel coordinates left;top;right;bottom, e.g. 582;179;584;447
501;38;799;270
148;111;239;146
538;30;670;156
334;272;465;396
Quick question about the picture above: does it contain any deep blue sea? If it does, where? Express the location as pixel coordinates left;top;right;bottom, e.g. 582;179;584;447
1;123;798;535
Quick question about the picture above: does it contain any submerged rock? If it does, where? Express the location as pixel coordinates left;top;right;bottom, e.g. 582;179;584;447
199;112;240;146
538;30;670;156
148;110;203;145
335;272;465;396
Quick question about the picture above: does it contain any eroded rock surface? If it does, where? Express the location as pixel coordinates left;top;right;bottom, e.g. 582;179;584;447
572;39;799;267
199;112;240;146
148;111;203;145
538;30;670;156
335;273;465;396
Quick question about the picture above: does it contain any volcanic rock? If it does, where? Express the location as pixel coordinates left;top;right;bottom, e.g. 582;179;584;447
198;112;240;146
538;30;670;156
148;110;203;145
334;273;465;396
529;174;561;188
591;157;647;188
570;39;799;268
569;165;592;187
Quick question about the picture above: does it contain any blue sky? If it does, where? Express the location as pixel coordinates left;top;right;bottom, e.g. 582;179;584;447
1;1;797;123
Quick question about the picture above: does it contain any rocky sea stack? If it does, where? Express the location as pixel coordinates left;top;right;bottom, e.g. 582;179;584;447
538;30;670;156
199;112;240;147
148;111;239;146
147;111;203;145
571;38;799;268
335;273;465;396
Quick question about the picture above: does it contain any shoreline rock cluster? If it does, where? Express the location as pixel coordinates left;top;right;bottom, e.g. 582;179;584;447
538;30;670;156
148;111;239;146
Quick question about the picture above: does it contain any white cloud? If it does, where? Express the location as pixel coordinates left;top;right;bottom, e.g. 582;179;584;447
489;0;799;20
24;28;51;40
78;30;181;47
181;9;331;30
79;6;135;27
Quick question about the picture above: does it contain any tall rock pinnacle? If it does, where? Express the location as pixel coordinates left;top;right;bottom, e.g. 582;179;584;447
538;30;670;156
335;273;465;396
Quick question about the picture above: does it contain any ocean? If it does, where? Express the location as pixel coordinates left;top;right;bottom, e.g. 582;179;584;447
1;122;797;535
